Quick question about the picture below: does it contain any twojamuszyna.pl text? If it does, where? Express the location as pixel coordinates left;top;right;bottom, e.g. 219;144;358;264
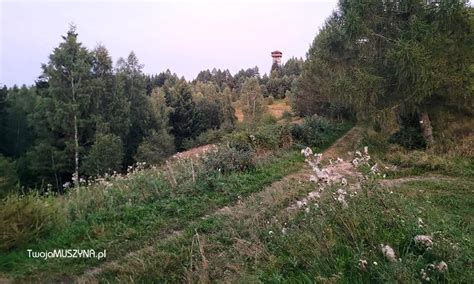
27;249;106;260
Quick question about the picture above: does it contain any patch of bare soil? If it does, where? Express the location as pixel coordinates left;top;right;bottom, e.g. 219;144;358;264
323;126;363;160
171;144;217;161
235;107;244;122
267;101;291;119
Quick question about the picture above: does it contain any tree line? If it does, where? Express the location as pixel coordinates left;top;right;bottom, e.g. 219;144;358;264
0;26;303;194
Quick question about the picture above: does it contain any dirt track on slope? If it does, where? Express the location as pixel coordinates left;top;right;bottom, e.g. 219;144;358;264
77;127;362;283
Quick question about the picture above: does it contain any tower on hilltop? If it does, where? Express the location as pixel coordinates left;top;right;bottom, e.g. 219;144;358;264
271;50;283;65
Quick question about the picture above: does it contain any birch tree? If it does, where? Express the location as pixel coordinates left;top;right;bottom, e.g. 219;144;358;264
40;25;92;189
241;78;265;128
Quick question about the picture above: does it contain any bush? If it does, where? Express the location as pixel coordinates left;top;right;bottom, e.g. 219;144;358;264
0;194;64;250
388;114;426;150
291;115;332;147
202;146;255;174
253;124;282;150
84;133;124;175
261;113;277;125
224;124;295;153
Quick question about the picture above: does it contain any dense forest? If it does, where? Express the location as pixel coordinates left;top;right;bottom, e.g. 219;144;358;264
0;26;303;194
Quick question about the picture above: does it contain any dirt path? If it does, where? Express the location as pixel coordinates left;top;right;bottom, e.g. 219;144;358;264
77;127;361;282
379;175;457;187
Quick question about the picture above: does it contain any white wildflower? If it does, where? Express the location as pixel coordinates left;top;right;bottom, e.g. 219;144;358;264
352;158;359;167
373;261;378;266
341;177;348;186
336;195;348;209
417;218;424;228
381;244;397;262
305;207;310;213
370;163;379;174
301;147;313;158
308;191;320;200
420;268;430;281
436;261;448;273
281;228;287;234
414;235;433;249
268;230;273;235
335;188;348;209
358;259;368;271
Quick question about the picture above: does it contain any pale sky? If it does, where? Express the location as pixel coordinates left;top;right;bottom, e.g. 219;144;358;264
0;0;338;86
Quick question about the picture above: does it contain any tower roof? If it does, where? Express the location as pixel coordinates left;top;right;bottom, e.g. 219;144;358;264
271;51;282;58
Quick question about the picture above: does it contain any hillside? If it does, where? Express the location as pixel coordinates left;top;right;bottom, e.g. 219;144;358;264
1;1;472;282
1;121;473;282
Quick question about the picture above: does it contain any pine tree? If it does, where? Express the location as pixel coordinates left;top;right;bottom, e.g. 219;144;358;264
135;87;175;164
168;79;198;150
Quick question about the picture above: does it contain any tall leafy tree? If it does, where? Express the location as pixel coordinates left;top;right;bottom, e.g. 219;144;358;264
241;78;266;128
38;25;93;189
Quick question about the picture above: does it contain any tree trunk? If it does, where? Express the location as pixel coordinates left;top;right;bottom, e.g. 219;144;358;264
419;111;434;148
73;113;80;190
71;78;80;190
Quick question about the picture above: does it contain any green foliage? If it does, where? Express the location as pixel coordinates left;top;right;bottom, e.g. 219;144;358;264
192;81;236;134
202;146;255;174
0;86;36;159
83;133;124;176
0;154;18;197
0;194;64;251
296;0;473;145
291;115;332;147
261;113;277;125
135;130;175;165
389;114;426;150
168;80;199;151
240;78;266;128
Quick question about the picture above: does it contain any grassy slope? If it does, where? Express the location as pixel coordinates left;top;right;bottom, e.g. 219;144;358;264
1;151;303;280
97;132;472;282
1;123;353;281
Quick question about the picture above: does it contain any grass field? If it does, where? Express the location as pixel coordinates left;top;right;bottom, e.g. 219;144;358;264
1;123;472;283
